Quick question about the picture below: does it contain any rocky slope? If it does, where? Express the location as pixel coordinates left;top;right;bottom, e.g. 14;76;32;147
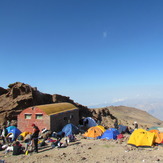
91;106;163;129
0;82;91;124
0;82;162;128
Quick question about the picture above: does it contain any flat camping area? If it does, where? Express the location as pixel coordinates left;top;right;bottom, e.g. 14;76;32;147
0;135;163;163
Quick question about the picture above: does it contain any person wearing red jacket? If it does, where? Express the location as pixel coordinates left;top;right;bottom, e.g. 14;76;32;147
31;124;40;153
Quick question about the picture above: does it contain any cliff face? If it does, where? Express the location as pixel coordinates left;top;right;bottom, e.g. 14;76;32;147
0;82;91;125
0;82;162;129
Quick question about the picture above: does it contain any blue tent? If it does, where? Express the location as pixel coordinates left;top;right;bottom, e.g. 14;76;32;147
100;128;119;140
62;123;79;136
6;126;16;133
9;128;21;141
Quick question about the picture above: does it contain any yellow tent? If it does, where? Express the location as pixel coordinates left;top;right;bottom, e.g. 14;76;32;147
83;126;104;139
128;129;155;147
96;125;106;132
19;131;32;139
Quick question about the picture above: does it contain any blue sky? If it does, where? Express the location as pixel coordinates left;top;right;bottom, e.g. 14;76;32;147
0;0;163;106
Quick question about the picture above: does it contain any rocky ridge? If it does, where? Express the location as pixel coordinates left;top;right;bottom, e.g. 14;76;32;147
0;82;162;128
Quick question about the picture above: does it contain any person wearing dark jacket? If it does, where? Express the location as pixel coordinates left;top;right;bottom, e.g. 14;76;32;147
13;141;24;155
31;124;40;153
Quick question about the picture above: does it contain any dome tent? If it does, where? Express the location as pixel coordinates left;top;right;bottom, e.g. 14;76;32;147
83;126;104;139
128;129;155;147
7;127;21;141
62;123;79;136
100;128;119;140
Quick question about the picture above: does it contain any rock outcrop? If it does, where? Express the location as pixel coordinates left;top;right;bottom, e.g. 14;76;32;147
0;82;92;125
0;82;162;128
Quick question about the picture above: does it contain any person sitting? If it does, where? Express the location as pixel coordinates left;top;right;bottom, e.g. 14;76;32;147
13;141;24;155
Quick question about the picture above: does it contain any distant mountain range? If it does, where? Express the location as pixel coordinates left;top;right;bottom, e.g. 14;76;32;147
89;98;163;121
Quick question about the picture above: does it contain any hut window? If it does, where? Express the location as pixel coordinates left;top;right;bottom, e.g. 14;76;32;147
25;114;32;119
35;114;43;119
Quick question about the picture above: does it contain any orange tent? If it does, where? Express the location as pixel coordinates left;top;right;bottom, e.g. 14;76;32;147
160;133;163;143
149;129;163;144
83;126;104;139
